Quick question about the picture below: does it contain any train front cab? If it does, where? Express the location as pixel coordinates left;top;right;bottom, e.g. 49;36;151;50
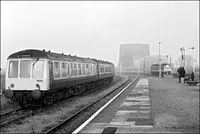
5;58;50;104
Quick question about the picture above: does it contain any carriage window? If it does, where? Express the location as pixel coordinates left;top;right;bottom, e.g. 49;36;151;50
62;62;67;77
54;62;60;77
73;63;77;76
82;64;85;75
66;63;69;75
91;65;93;75
32;60;44;78
20;60;31;78
78;64;81;75
99;65;104;74
8;61;18;78
93;65;96;74
70;63;73;76
86;64;89;75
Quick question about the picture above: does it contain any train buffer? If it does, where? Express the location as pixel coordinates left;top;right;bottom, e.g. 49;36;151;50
185;81;199;86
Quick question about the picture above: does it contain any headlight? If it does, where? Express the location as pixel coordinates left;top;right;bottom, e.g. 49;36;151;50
10;84;14;88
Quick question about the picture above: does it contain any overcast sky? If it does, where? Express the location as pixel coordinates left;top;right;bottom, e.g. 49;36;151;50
1;1;199;68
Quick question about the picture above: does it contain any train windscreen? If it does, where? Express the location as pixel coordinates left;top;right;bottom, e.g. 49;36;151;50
20;60;31;78
8;59;44;78
8;60;18;78
32;60;44;78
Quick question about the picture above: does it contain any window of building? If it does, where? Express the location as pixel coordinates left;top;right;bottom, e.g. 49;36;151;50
54;62;60;77
20;60;31;78
8;60;18;78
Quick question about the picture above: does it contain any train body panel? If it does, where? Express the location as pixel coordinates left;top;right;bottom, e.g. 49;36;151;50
51;75;99;90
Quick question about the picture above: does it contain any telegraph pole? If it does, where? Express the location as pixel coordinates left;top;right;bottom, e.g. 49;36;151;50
188;47;195;72
180;47;185;67
158;42;161;78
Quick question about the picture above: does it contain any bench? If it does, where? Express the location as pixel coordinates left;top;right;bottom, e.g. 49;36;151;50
185;81;199;86
184;76;191;84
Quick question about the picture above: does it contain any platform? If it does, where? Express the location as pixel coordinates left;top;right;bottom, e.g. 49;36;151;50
74;78;153;133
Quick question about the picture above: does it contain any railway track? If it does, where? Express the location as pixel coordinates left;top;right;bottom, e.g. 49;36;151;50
43;76;137;134
0;107;33;127
0;107;21;118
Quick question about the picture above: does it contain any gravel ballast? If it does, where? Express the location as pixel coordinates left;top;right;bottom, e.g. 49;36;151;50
1;75;128;133
149;77;199;133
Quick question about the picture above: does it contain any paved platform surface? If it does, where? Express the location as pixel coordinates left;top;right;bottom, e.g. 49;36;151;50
78;78;154;133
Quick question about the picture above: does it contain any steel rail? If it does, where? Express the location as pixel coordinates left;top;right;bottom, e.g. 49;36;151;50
43;76;137;134
0;110;33;127
0;107;21;118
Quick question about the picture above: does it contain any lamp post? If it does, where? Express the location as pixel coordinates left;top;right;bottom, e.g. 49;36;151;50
188;47;195;73
180;47;185;67
158;42;161;78
166;55;169;64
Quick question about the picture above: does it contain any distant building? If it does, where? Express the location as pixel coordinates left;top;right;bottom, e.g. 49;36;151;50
119;43;150;73
118;43;171;74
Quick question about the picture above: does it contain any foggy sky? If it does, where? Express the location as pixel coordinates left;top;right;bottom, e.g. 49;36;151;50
1;1;199;68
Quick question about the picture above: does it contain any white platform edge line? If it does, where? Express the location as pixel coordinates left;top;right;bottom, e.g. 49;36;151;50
72;77;137;134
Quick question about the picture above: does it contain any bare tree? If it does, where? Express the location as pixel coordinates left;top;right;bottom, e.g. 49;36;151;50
175;55;196;73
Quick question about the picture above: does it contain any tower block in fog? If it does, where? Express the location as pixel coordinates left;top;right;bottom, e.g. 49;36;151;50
119;43;150;73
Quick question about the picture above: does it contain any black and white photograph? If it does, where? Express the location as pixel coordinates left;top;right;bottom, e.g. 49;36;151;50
0;1;199;133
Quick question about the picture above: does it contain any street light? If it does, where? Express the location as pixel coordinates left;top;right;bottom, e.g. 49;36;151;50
158;42;161;78
188;47;195;72
166;55;169;64
180;47;185;67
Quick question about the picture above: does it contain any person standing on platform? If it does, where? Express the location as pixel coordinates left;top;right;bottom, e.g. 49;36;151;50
177;67;186;83
177;67;182;83
191;72;195;81
180;67;186;83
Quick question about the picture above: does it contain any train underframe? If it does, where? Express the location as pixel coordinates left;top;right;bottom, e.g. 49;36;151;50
10;77;114;108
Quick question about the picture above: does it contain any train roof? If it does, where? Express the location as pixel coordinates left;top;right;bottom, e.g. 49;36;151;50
7;49;114;65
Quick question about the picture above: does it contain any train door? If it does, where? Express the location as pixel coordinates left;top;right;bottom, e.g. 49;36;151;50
49;60;53;89
97;61;99;78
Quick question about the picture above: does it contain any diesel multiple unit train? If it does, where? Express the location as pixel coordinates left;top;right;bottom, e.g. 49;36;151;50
5;49;115;107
